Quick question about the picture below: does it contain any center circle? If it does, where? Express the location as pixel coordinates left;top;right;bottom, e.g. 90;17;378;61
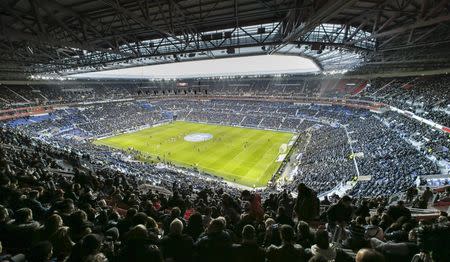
184;133;213;142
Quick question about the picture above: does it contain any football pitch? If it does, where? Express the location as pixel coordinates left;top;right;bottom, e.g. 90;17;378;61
94;121;295;187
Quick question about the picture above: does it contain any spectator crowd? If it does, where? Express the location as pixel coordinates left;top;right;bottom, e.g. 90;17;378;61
0;75;448;261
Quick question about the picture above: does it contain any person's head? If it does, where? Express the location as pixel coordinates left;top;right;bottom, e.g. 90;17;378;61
133;212;149;226
97;199;107;209
15;208;33;223
408;228;418;242
297;221;311;238
397;200;405;207
50;227;73;255
402;222;415;233
0;206;9;222
171;207;181;218
81;234;102;256
96;210;109;224
110;211;120;222
170;218;183;235
188;212;203;227
265;218;275;229
381;213;391;223
279;225;295;243
297;183;308;194
127;224;148;241
145;245;163;262
356;216;366;226
55;189;64;199
437;216;448;224
147;216;158;231
28;241;53;262
277;206;286;216
315;230;330;249
241;190;251;200
73;183;81;191
29;190;40;200
105;227;120;241
0;176;10;187
207;218;225;234
216;216;227;228
370;215;380;226
61;199;74;214
341;196;352;207
72;210;88;223
44;214;63;232
242;225;255;242
355;248;385;262
126;207;138;218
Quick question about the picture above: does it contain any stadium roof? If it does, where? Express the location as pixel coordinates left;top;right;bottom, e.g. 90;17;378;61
0;0;449;79
70;55;320;79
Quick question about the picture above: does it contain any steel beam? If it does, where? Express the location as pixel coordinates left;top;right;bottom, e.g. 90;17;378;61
270;0;357;54
347;15;450;45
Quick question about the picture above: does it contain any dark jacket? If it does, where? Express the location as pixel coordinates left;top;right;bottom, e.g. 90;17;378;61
195;231;232;262
4;220;40;250
23;198;48;220
231;241;265;262
294;190;319;222
354;205;370;218
326;203;353;224
160;233;194;262
387;205;411;221
266;243;306;262
275;214;294;227
117;238;162;262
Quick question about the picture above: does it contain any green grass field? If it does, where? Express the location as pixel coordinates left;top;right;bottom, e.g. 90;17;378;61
94;121;295;187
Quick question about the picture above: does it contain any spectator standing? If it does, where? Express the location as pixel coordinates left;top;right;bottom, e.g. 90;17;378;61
294;184;320;223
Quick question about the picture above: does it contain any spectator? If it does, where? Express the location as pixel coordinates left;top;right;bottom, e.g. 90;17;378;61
365;215;384;240
387;201;411;222
196;218;232;262
66;234;107;262
185;212;204;241
275;206;294;227
27;241;53;262
310;230;338;261
37;214;63;242
266;224;306;262
0;95;448;262
296;221;315;249
355;248;385;262
118;224;162;262
421;187;433;203
355;200;370;219
5;208;40;250
232;225;265;262
344;216;368;251
23;190;48;221
160;218;194;262
326;196;353;243
294;184;319;223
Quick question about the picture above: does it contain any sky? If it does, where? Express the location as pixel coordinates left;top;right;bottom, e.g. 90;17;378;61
71;55;320;79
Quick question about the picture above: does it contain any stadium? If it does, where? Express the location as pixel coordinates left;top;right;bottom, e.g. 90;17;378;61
0;1;449;262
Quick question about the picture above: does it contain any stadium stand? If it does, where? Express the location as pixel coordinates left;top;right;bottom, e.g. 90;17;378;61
0;75;449;262
1;0;449;261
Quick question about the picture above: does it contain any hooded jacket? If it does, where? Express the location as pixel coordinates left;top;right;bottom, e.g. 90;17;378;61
310;244;337;261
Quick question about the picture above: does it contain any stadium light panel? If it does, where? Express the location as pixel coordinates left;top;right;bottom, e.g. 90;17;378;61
70;55;320;79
